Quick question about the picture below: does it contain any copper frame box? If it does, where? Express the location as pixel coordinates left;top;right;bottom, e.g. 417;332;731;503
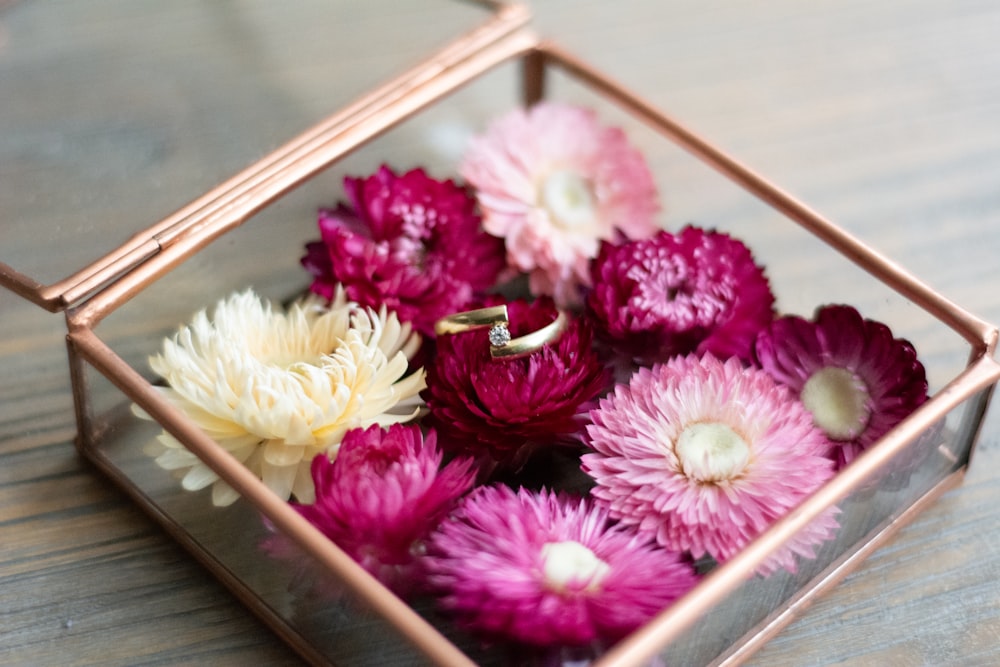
3;4;1000;666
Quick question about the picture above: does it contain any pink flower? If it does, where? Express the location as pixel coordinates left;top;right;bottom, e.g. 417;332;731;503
583;354;838;575
754;304;929;469
422;298;611;467
292;424;476;595
425;486;698;647
302;165;506;335
460;102;660;307
587;226;775;364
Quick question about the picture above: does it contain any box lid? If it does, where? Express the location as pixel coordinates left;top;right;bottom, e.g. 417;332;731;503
0;0;528;312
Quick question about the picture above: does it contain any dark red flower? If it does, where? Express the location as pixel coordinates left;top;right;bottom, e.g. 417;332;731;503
754;304;929;468
586;226;775;363
302;165;506;335
422;298;611;466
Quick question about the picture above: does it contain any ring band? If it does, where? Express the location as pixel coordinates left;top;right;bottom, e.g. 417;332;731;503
434;305;568;360
434;305;509;336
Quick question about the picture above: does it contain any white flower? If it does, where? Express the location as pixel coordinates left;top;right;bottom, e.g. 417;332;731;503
136;288;426;506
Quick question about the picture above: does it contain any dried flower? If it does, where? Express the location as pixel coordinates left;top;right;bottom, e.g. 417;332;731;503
302;165;506;335
422;298;611;466
587;226;775;363
138;288;426;506
293;424;475;595
460;102;660;307
754;304;928;468
583;354;838;575
425;486;698;647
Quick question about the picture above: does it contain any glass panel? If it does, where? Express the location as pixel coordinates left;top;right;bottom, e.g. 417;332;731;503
79;364;441;666
0;0;502;285
76;49;992;666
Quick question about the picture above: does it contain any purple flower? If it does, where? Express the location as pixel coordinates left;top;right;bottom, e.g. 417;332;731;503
587;226;775;363
302;165;506;335
425;486;698;647
292;424;475;595
583;353;838;575
422;298;611;466
754;304;929;468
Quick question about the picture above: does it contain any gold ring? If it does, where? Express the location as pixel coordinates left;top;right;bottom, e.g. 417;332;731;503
434;305;568;360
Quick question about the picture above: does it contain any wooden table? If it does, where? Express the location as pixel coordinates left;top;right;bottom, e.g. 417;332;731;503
3;0;999;664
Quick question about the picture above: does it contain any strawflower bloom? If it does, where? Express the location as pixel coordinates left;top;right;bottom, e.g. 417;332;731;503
754;304;928;468
422;298;611;467
425;486;698;647
137;288;426;506
302;165;506;335
460;102;660;307
587;226;775;364
583;354;838;575
293;424;476;595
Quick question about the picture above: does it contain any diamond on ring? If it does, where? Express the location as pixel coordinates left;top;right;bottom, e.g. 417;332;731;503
488;323;512;348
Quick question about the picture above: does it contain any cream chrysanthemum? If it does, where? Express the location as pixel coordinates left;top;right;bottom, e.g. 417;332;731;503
137;288;426;506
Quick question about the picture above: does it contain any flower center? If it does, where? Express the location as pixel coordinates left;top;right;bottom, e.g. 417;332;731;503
800;366;872;441
540;540;610;592
540;170;597;229
675;422;750;482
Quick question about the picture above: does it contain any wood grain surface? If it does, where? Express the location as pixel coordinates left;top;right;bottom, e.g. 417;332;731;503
3;1;1000;665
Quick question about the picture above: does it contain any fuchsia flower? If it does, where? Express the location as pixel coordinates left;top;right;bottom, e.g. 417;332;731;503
302;165;506;335
460;102;660;307
587;226;775;364
425;486;698;647
422;298;611;467
292;424;476;595
583;354;838;575
754;304;928;468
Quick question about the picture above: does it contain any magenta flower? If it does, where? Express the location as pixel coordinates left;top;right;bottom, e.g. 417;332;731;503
583;354;838;575
422;298;611;467
425;486;698;647
292;424;476;595
460;102;660;307
586;226;775;364
302;165;506;335
754;304;929;469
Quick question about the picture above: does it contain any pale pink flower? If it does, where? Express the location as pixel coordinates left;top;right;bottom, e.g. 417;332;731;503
425;486;697;647
460;102;660;306
583;354;839;575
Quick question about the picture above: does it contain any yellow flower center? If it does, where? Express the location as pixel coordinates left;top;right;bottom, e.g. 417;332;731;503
800;366;871;441
540;169;597;229
675;422;750;483
540;540;610;592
